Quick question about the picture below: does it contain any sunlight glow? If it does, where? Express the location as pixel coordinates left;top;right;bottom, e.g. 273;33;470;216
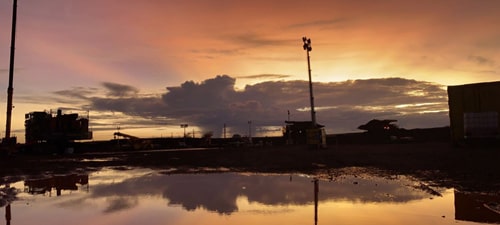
395;103;441;108
353;105;391;112
405;90;427;97
419;110;448;114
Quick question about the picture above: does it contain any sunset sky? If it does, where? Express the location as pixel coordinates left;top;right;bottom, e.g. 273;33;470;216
1;0;499;142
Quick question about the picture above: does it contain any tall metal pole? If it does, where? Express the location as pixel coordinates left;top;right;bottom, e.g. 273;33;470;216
303;37;316;127
5;0;18;140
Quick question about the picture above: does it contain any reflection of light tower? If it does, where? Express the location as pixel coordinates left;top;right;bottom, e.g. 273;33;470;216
5;204;11;225
303;36;316;127
313;178;319;225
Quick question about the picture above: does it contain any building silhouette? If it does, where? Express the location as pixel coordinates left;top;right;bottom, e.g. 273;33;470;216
448;81;500;145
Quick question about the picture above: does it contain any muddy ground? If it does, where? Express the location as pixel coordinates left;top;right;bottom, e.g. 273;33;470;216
1;141;499;193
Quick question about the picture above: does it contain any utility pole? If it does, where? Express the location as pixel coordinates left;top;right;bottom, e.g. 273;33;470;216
223;123;226;139
248;120;252;143
303;36;316;128
180;123;188;146
5;0;17;142
180;124;188;138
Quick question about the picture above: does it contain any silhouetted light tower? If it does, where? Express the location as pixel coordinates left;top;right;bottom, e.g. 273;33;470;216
5;0;17;142
303;36;316;127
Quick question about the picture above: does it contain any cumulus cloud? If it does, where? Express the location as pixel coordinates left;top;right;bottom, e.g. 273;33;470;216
53;75;449;137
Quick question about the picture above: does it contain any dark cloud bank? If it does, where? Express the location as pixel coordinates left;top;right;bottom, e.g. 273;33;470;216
56;75;449;137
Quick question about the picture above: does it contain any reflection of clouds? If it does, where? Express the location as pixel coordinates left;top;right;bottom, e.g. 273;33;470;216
91;173;161;198
103;196;139;214
162;174;239;214
0;186;17;207
55;196;90;209
322;174;427;203
86;171;434;215
90;167;153;185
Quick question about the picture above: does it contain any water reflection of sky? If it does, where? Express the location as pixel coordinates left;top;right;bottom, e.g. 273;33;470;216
2;168;498;225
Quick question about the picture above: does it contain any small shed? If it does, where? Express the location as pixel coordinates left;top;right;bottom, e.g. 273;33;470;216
284;121;326;147
447;81;500;145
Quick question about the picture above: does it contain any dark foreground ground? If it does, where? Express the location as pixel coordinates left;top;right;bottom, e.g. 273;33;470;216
1;141;499;193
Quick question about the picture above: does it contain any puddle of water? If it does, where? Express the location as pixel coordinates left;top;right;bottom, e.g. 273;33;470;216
1;168;499;225
80;157;119;162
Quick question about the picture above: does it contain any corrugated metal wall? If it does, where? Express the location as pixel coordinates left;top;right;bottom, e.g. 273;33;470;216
447;81;500;144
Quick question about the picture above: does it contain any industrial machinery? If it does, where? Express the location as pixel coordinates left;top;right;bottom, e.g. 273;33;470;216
113;131;152;150
25;109;92;145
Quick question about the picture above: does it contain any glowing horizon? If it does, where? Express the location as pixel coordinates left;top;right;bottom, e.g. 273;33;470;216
1;0;499;142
